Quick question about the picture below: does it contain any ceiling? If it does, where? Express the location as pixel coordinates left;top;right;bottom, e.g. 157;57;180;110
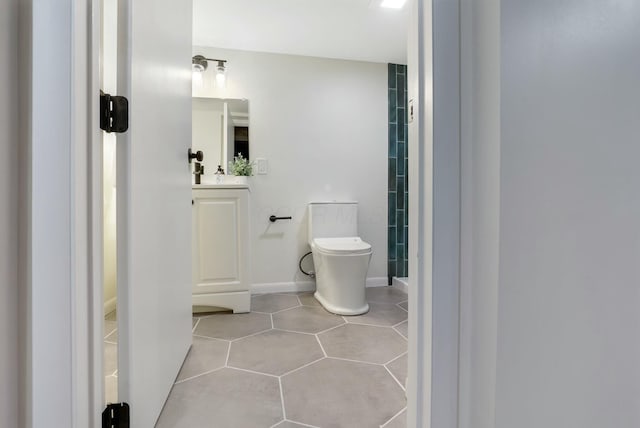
193;0;410;64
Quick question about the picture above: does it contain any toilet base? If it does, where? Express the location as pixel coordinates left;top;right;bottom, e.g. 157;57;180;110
314;291;369;316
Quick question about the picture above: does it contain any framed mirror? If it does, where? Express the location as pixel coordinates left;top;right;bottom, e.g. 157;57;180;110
192;97;249;176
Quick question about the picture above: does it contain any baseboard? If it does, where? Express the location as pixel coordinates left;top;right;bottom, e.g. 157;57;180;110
366;277;390;288
251;277;389;295
392;277;409;294
104;296;117;316
251;281;315;295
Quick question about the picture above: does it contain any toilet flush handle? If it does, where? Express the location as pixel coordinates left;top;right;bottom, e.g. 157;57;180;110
269;215;292;223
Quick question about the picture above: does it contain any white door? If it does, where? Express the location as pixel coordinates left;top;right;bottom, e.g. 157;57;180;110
115;0;193;426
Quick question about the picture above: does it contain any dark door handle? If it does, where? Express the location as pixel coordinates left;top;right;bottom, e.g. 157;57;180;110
188;148;204;163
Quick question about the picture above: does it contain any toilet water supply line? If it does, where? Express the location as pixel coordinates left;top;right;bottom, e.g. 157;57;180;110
299;252;315;278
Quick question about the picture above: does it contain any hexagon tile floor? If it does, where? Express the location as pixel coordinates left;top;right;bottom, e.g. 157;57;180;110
155;287;409;428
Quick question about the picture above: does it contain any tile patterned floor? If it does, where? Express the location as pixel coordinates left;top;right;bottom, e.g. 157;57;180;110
106;287;409;427
104;313;118;404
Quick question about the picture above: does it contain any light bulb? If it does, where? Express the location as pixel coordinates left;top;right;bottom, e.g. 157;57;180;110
192;70;203;88
216;61;226;88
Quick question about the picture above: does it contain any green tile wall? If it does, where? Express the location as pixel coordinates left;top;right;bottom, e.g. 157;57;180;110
388;63;409;283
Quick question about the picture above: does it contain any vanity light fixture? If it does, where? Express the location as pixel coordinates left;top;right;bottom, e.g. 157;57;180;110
192;55;228;87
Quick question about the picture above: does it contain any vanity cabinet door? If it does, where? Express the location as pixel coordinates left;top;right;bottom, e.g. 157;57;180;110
192;189;249;294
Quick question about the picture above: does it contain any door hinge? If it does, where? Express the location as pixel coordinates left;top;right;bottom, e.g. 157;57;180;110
100;90;129;133
102;402;130;428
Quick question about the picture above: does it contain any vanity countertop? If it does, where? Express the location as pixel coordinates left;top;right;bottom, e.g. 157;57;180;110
193;183;249;190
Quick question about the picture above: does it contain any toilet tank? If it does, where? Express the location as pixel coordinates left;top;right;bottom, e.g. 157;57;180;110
308;202;358;243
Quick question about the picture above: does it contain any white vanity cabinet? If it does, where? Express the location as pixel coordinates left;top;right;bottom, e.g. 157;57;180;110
192;185;250;313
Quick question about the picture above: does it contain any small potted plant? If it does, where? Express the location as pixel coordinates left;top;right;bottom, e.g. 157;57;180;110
228;153;254;185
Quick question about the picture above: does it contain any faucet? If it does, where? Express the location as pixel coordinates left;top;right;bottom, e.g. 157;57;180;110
194;162;204;184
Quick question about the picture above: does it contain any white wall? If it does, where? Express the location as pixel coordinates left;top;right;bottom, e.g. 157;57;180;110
495;1;640;426
103;0;118;314
459;1;501;428
193;47;388;288
0;0;20;426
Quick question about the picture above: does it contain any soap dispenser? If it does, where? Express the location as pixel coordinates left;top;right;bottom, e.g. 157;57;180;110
215;165;225;184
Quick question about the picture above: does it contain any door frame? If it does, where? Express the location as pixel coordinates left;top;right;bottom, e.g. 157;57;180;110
26;0;466;427
26;0;102;426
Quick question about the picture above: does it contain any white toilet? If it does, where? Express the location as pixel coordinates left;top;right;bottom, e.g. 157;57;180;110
308;202;372;315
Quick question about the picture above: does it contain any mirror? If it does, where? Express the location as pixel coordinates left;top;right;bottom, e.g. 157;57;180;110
192;97;249;176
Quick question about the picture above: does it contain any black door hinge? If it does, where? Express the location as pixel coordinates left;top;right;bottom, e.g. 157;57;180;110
102;402;130;428
100;90;129;133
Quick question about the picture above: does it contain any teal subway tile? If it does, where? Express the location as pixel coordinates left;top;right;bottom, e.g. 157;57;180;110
388;229;397;260
388;124;397;157
397;74;406;106
396;210;404;236
397;107;405;128
389;89;397;119
404;226;409;250
388;64;397;88
388;260;397;279
388;158;397;190
397;118;405;142
388;226;397;257
388;193;397;226
397;180;405;209
397;143;405;175
388;63;409;280
397;245;405;276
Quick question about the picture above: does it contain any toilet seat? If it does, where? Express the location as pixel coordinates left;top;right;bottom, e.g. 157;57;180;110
312;237;372;255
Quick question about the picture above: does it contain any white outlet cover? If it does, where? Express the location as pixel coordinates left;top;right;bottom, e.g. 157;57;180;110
256;158;268;174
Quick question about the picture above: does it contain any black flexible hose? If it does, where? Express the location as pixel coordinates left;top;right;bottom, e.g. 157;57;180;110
299;251;314;276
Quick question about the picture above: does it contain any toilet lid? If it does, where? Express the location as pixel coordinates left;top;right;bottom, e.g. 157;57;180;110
313;237;372;255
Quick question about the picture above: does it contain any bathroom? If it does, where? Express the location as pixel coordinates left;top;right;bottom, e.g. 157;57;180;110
103;1;411;426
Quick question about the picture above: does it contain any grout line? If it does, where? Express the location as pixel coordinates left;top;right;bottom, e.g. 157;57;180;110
278;377;287;421
103;327;117;339
272;328;316;336
192;317;201;333
191;335;229;344
270;314;274;329
192;333;233;341
380;406;407;428
295;295;302;306
174;366;225;385
225;366;279;379
392;319;407;328
285;419;321;428
315;335;327;357
279;357;325;378
345;320;403;329
384;351;408;366
229;328;273;342
104;339;118;345
384;364;406;392
271;305;304;315
224;340;231;367
392;326;408;341
315;322;346;335
325;356;384;367
251;310;273;315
